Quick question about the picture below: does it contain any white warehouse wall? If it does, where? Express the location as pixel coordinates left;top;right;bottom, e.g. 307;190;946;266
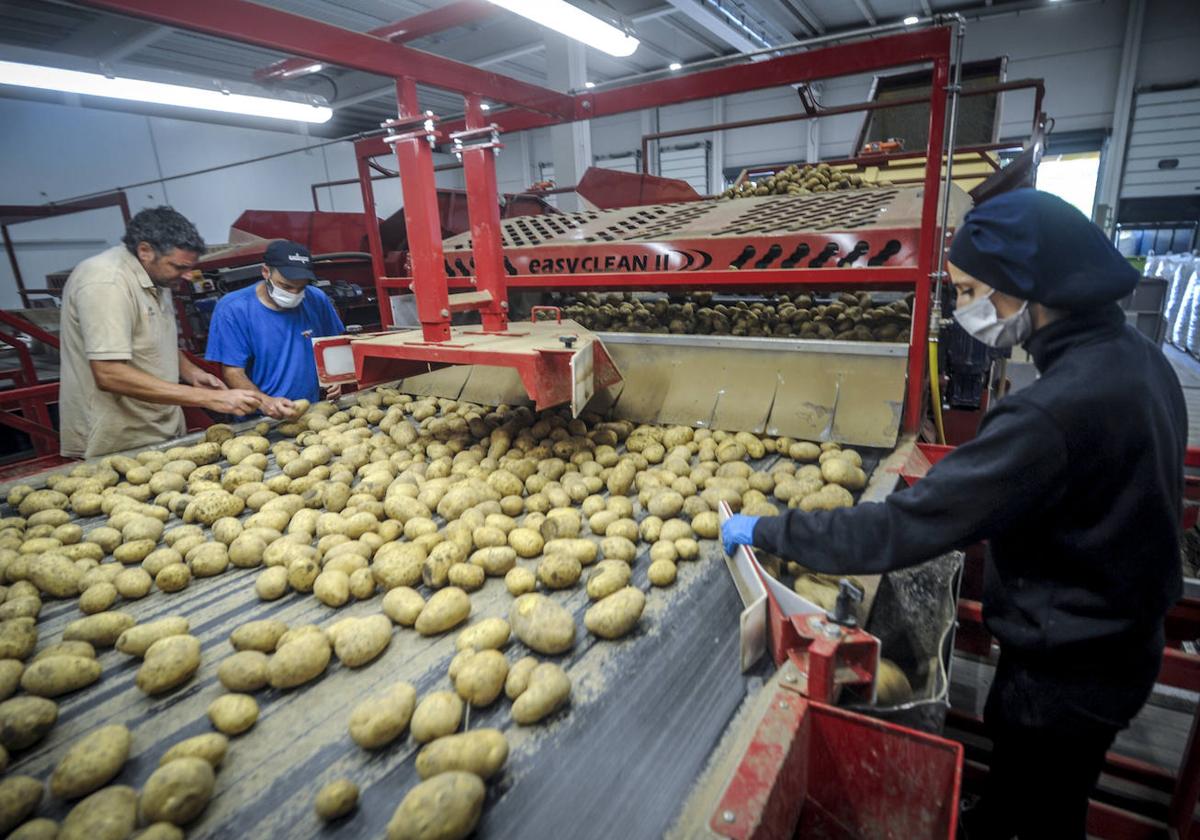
2;0;1197;311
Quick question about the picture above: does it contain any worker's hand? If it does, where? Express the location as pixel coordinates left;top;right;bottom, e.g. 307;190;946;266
721;514;761;556
260;396;297;420
185;369;227;390
324;382;343;401
206;388;261;417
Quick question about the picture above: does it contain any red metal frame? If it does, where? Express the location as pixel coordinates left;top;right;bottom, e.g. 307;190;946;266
639;78;1045;180
1;191;131;308
72;5;954;426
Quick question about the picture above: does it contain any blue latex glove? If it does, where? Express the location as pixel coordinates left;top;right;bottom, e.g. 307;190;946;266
721;514;761;556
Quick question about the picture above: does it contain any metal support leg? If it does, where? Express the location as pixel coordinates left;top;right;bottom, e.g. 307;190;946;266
904;55;949;436
357;151;392;330
389;77;451;343
460;94;509;333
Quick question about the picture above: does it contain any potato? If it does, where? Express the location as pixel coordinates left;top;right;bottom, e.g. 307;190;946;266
155;563;191;593
116;617;188;658
649;540;678;564
585;586;646;640
79;583;118;615
142;547;180;576
456;618;510;652
648;559;677;586
86;527;122;555
230;619;287;653
453;650;508;707
504;566;535;596
122;516;164;544
287;555;319;592
510;593;574;655
372;543;425;590
512;662;571;726
586;560;631;601
385;771;484;840
382;587;425;627
139;757;214;825
692;511;720;539
414;587;471;636
227;534;265;569
600;536;636;564
820;457;867;490
217;651;268;692
415;729;507;781
333;614;392;667
314;779;359;822
349;682;416;749
64;611;135;648
50;723;131;799
255;566;289;600
0;617;35;660
410;691;463;744
0;659;22;701
268;632;331;689
0;695;57;749
114;567;152;599
504;656;537;700
18;489;68;517
30;553;82;597
59;785;138;840
136;635;201;695
647;490;685;518
508;527;544;559
159;733;228;768
798;484;854;511
20;655;101;697
349;567;377;599
12;818;64;839
314;569;351;608
207;693;258;735
537;554;582;590
542;538;598;567
675;538;701;561
0;595;38;621
469;545;517;577
0;775;43;835
422;541;464;590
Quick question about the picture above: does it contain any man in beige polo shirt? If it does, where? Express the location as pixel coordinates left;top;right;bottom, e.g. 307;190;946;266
59;206;261;459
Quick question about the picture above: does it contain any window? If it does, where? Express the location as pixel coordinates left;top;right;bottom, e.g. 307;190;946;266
1035;151;1101;218
594;151;641;173
658;142;710;195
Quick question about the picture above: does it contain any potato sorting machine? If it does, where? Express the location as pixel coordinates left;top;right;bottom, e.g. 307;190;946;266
8;2;1145;838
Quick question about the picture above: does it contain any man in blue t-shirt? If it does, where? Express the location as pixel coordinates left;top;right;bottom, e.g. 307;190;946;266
205;240;345;418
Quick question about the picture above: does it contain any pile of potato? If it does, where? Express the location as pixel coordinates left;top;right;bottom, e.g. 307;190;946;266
719;162;892;200
0;391;876;838
558;290;913;342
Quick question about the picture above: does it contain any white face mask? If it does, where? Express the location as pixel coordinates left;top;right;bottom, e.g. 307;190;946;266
266;278;305;309
953;289;1032;348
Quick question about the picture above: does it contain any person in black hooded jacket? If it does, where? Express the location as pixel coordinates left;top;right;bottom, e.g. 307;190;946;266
722;189;1187;840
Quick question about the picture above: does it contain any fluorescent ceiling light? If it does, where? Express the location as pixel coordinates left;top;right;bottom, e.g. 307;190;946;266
669;62;682;71
483;0;639;57
584;81;596;89
480;102;491;110
0;59;332;123
903;15;920;24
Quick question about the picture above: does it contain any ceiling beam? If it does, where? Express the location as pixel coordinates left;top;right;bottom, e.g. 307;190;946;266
98;23;171;62
662;0;765;53
779;0;826;35
256;0;496;82
73;0;575;117
852;0;877;26
920;0;934;15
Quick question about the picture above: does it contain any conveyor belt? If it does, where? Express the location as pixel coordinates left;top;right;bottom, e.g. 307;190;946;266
5;463;768;839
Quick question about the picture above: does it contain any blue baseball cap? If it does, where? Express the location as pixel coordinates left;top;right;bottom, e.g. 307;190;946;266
264;240;317;281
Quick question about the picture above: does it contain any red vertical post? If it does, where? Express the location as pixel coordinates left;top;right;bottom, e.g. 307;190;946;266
357;150;393;330
903;55;950;435
390;77;451;343
461;94;508;333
